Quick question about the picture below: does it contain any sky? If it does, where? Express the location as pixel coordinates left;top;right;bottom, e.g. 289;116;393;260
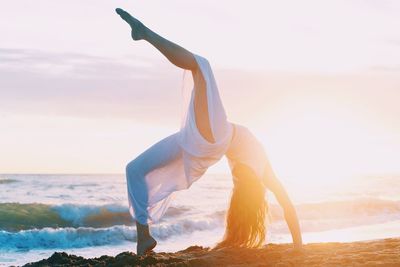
1;1;400;183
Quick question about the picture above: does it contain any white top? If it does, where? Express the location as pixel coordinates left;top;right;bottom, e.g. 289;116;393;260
225;124;268;182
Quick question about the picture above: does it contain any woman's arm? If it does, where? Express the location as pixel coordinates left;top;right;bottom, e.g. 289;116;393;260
262;163;303;248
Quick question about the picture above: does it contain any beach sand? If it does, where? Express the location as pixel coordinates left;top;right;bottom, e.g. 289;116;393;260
22;238;400;267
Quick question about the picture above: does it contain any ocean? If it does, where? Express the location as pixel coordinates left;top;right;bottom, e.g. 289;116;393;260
1;173;400;266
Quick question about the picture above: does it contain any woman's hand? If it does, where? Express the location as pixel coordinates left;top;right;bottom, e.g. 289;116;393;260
293;241;303;250
286;244;305;255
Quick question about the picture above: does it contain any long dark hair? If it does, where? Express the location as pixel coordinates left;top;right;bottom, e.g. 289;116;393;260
215;163;267;249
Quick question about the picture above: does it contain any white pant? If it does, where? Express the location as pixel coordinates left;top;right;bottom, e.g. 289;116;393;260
125;133;181;224
125;54;233;224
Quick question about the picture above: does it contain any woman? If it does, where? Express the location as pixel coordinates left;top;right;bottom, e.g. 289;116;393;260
116;8;302;255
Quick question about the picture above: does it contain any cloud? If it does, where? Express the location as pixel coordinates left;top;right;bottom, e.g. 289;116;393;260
387;39;400;47
0;48;184;124
369;65;400;72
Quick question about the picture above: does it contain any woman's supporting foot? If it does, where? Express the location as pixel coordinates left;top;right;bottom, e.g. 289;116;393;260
137;236;157;256
135;221;157;256
115;8;147;41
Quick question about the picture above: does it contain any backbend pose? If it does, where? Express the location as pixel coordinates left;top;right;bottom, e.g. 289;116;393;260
116;8;302;255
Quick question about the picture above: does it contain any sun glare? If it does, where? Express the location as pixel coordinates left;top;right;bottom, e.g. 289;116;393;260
258;94;380;189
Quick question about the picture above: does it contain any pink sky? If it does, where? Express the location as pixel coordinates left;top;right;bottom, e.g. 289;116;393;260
1;1;400;179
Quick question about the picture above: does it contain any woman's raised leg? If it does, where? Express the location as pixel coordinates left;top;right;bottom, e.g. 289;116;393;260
125;133;181;255
116;8;215;143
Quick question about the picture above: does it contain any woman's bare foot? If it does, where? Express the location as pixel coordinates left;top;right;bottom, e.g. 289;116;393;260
115;8;147;41
135;221;157;256
137;236;157;256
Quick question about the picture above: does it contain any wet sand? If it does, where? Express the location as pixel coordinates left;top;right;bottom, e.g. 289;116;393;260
23;238;400;266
